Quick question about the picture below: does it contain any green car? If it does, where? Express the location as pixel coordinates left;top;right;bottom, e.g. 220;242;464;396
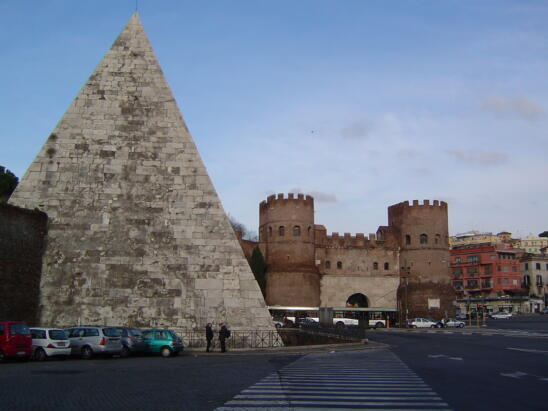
141;329;184;357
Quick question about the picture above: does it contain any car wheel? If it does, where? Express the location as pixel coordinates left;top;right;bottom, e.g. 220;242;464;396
411;325;417;328
375;322;385;328
34;348;47;361
459;324;464;328
120;346;131;358
81;346;93;360
161;347;172;358
431;325;436;328
0;350;5;363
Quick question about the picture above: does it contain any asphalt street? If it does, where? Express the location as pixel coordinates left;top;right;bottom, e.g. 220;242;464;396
0;316;546;410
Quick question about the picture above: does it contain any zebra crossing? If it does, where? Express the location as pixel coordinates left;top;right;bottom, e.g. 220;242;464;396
216;349;451;410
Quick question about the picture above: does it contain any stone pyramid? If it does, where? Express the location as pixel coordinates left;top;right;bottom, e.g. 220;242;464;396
10;13;274;331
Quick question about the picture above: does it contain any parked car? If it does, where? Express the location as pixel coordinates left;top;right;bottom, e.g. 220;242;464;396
111;327;147;357
455;313;467;320
540;307;548;315
489;312;512;319
408;318;440;328
142;329;184;357
443;318;466;328
298;317;319;328
0;321;32;361
65;326;122;359
30;328;71;360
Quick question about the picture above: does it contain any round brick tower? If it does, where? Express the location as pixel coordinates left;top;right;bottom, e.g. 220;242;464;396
388;200;455;319
259;193;320;307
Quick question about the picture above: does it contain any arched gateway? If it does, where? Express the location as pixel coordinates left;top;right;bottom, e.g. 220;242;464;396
346;293;369;308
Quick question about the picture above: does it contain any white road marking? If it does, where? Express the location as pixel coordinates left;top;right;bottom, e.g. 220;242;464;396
500;371;528;378
217;350;451;410
507;347;548;354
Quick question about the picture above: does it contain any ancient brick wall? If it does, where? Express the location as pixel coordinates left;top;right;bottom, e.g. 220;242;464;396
0;204;47;325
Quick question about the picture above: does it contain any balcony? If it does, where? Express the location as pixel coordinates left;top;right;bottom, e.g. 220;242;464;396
465;284;480;290
481;282;493;289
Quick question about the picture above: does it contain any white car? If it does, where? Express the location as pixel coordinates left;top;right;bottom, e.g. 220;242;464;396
408;318;440;328
490;312;512;319
443;318;465;328
30;328;71;360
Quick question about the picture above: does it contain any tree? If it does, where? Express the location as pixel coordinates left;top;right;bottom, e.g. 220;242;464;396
249;246;267;297
539;231;548;238
0;166;18;202
228;214;258;241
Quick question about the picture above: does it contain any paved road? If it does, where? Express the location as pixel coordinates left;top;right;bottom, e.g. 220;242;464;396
1;316;547;410
368;328;548;410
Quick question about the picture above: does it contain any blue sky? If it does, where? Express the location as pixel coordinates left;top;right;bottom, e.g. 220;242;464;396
1;0;547;238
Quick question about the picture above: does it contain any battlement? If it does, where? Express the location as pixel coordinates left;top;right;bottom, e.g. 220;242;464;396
321;231;384;248
260;192;314;211
389;199;447;211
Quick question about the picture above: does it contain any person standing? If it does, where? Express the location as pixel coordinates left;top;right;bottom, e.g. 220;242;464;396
219;323;230;353
205;323;213;352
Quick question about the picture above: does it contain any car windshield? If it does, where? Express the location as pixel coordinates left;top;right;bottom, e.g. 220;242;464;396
9;323;30;336
129;329;142;337
49;330;68;340
102;328;119;337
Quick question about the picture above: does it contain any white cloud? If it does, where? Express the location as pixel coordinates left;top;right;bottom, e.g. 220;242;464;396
481;95;545;120
445;149;508;166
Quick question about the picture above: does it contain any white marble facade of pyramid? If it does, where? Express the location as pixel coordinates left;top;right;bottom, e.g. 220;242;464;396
10;13;274;331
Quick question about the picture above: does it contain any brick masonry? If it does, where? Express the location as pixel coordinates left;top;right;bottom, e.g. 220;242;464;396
9;13;274;331
0;203;47;324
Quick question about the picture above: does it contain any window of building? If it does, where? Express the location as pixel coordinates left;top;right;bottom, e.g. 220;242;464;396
420;234;428;244
467;280;478;288
293;226;301;236
453;268;462;277
268;226;272;237
467;255;478;263
384;262;389;270
536;263;541;270
524;275;530;286
525;263;529;270
405;235;411;245
512;266;517;272
278;226;285;236
325;260;331;269
503;266;509;272
537;275;543;286
435;234;440;244
503;278;509;285
337;261;342;269
497;278;502;284
373;262;379;270
308;226;312;236
455;257;461;263
453;281;463;289
546;264;548;270
497;265;502;271
484;266;492;275
467;267;477;275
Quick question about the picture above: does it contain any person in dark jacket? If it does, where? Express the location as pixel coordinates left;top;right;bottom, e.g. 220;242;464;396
205;323;213;352
219;323;230;353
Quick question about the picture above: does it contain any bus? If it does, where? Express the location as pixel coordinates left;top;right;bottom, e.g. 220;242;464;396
267;306;397;328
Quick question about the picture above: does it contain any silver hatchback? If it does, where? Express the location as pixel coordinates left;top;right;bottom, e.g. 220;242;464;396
65;326;122;359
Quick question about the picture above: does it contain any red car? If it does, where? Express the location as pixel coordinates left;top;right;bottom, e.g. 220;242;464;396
0;321;32;361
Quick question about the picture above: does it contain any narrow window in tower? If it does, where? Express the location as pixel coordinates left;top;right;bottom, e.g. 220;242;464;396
325;260;331;269
373;262;378;270
293;225;301;236
435;234;440;244
420;234;428;244
278;226;285;236
384;262;389;270
308;226;312;236
268;226;272;237
405;235;411;245
337;261;342;269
